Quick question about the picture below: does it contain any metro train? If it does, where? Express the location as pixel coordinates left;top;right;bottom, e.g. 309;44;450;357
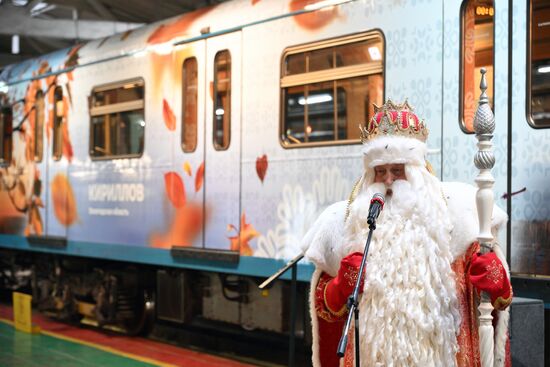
0;0;549;364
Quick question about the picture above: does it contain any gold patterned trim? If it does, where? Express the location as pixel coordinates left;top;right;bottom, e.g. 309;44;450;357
486;259;505;284
492;286;513;311
315;273;347;322
323;281;349;318
345;174;364;222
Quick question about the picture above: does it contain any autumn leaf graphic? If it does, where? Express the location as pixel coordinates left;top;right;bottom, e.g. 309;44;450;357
290;0;338;30
183;161;192;176
51;173;78;226
163;99;176;131
195;162;204;192
147;7;215;45
256;154;268;183
150;203;204;248
164;171;186;208
228;213;260;256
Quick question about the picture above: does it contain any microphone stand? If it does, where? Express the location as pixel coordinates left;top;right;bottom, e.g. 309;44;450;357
258;253;304;367
336;219;377;366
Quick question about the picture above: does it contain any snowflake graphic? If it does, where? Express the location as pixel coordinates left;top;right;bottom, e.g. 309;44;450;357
254;166;351;260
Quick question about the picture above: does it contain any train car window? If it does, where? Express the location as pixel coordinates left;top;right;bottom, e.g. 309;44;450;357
281;31;384;147
460;0;495;133
89;79;145;159
213;50;231;150
182;57;198;152
34;90;44;162
0;105;13;165
527;0;550;127
52;86;63;160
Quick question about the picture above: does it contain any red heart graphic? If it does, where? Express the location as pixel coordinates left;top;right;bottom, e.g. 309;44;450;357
256;154;268;183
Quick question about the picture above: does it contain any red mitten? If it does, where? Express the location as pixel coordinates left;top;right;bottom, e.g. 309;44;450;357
469;252;512;310
324;252;364;316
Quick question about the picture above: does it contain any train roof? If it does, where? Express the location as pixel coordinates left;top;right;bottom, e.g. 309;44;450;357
0;0;340;87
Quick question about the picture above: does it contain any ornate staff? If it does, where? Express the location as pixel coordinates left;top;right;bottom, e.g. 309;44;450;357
473;67;495;367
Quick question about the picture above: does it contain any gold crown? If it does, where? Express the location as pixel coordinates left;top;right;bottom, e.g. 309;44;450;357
360;99;429;143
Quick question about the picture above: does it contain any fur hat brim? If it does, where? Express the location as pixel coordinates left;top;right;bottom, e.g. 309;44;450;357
362;136;427;168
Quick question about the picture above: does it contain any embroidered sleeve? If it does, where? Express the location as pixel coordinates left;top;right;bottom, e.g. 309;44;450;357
466;242;513;311
315;272;348;322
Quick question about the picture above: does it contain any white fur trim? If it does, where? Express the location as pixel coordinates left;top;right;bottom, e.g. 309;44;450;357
493;244;511;367
309;269;322;367
362;136;427;168
302;201;347;277
441;181;508;260
494;308;510;367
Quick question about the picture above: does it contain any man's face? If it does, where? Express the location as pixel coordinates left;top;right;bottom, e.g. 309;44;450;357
373;164;406;188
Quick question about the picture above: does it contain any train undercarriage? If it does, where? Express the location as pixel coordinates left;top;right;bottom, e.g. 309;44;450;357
0;249;312;366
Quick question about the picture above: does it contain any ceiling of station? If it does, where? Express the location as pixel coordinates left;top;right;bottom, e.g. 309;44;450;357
0;0;228;70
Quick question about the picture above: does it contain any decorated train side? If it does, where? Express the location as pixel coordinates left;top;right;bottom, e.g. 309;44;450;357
0;0;549;363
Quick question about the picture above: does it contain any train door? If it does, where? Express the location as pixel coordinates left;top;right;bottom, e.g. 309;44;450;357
461;0;511;243
204;31;242;251
173;40;206;248
509;0;550;278
442;0;510;249
44;83;69;240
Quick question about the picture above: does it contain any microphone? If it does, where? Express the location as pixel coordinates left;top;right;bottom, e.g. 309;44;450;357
367;193;385;225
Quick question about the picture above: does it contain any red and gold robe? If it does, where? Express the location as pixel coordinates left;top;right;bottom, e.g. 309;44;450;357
311;242;512;367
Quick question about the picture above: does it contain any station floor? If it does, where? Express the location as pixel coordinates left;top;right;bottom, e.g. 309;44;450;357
0;304;257;367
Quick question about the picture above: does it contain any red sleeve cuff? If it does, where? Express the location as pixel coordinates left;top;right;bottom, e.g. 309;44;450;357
315;272;348;322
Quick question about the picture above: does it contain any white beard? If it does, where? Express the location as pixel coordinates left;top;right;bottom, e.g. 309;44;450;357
342;166;461;367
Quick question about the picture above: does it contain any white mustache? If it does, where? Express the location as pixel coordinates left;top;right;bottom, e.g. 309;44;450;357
380;180;417;218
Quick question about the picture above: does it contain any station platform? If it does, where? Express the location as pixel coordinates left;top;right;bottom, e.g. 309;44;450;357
0;304;258;367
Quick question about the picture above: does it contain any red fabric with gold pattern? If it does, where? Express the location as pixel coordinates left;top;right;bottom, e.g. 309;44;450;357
314;243;512;367
370;110;420;130
454;243;512;367
316;272;347;323
315;272;346;367
452;243;481;367
468;251;512;309
360;100;429;143
325;252;364;315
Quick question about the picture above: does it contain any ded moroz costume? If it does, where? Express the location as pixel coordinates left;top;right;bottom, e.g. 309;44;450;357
301;100;512;367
